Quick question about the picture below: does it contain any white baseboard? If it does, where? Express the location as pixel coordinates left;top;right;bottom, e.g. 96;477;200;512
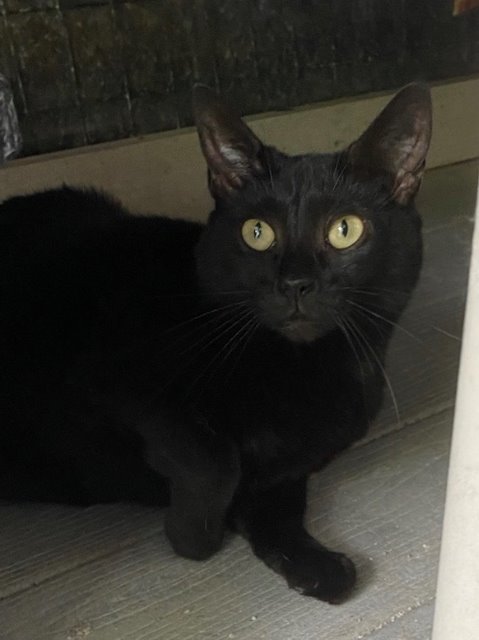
1;76;478;221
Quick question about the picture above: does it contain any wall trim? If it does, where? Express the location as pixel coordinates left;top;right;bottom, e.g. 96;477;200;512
1;76;478;221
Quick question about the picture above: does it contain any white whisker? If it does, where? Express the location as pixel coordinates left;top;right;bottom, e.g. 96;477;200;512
344;315;401;428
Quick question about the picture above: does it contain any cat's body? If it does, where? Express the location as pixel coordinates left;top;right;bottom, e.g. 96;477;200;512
0;84;432;602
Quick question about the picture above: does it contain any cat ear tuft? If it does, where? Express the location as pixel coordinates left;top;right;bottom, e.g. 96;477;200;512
348;83;432;205
192;84;264;197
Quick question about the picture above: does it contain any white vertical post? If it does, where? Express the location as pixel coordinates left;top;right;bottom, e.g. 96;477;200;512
432;175;479;640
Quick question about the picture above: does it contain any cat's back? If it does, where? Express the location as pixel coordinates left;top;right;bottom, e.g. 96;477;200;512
0;185;203;270
0;186;126;227
0;186;203;362
0;187;129;272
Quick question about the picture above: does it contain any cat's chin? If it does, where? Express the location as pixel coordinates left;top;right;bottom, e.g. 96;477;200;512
277;319;321;344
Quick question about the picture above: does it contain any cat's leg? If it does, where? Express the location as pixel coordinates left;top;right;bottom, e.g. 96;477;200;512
138;418;240;561
234;477;356;603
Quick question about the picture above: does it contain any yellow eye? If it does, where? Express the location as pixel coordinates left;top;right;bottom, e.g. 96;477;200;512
241;219;276;251
327;215;365;250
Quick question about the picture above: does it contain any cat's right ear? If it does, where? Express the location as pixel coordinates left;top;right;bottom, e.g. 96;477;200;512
193;85;265;197
347;83;432;205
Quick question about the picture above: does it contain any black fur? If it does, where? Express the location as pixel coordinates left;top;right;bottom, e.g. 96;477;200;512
0;84;431;603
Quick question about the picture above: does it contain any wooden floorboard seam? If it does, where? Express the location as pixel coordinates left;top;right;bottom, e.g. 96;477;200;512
0;540;157;605
354;400;454;450
359;595;436;640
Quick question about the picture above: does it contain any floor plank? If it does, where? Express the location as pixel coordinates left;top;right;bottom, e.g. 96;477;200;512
0;410;452;640
363;601;435;640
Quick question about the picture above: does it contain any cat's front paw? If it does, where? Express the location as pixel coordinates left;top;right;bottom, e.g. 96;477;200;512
269;543;356;604
165;510;224;561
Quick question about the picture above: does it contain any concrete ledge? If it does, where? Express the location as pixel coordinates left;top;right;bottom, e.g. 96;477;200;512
0;76;478;221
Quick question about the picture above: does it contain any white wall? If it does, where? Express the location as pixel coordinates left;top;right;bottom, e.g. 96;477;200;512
432;173;479;640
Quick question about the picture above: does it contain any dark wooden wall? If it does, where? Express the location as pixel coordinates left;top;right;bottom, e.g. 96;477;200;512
1;0;478;157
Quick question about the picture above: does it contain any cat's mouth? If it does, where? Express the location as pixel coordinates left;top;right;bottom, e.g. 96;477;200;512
278;313;320;343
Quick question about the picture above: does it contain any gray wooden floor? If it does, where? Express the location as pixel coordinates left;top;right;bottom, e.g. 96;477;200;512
0;161;477;640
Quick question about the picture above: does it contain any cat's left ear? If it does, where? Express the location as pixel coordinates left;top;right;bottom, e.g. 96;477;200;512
193;85;265;197
347;83;432;205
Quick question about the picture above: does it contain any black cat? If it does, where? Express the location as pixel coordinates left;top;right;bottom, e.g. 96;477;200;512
0;83;431;603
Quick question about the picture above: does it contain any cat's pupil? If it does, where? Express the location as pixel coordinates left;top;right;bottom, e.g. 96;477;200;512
254;222;262;240
340;219;348;237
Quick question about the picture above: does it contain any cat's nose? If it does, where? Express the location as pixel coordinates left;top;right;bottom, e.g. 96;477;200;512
279;277;316;298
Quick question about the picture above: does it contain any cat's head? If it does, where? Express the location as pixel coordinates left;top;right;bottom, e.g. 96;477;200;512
193;84;432;344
